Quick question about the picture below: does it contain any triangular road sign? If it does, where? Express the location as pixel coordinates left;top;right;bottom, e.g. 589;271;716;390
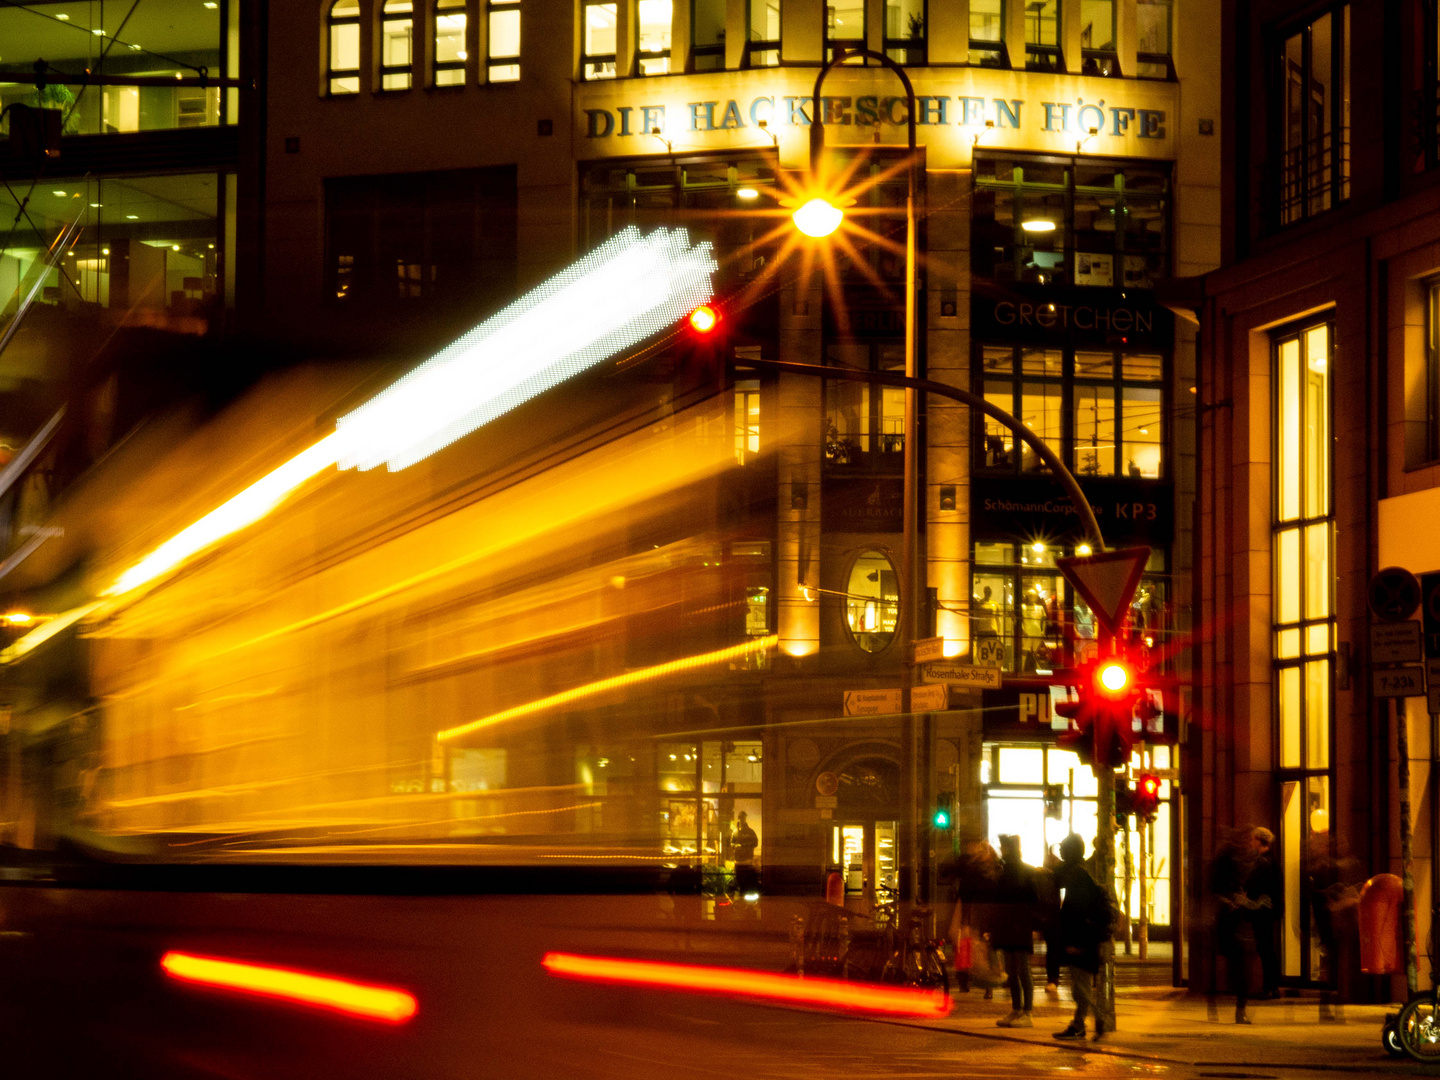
1056;546;1151;634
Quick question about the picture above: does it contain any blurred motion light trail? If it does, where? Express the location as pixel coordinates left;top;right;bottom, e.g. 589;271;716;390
436;635;777;743
160;951;418;1024
541;952;950;1019
84;227;715;602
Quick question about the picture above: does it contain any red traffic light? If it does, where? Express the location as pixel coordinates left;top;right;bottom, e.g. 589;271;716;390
1131;772;1161;821
688;305;719;334
1139;774;1160;797
1096;660;1133;696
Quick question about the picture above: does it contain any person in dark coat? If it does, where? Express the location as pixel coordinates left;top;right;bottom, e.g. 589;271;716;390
1246;827;1280;999
1038;844;1064;995
993;834;1038;1027
1051;833;1114;1040
1211;826;1261;1024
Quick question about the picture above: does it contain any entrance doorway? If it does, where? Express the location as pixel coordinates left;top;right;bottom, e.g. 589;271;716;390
830;820;899;917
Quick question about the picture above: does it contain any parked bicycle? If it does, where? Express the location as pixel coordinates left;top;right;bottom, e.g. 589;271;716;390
789;894;949;999
1390;906;1440;1060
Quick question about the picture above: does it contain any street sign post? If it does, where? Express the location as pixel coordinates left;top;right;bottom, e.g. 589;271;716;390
1374;666;1427;698
913;637;946;664
1370;567;1422;623
1371;621;1423;664
843;689;902;716
923;661;1003;690
910;683;949;713
1055;546;1151;635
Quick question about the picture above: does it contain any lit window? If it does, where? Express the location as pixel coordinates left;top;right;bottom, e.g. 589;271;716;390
488;0;522;81
1080;0;1116;76
734;379;760;464
435;0;468;85
636;0;672;74
1276;4;1350;226
883;0;924;65
380;0;415;90
327;0;362;94
691;0;724;71
969;0;1004;66
845;551;898;653
825;0;864;63
1424;278;1440;464
1024;0;1059;71
1136;0;1173;79
581;1;616;78
747;0;780;67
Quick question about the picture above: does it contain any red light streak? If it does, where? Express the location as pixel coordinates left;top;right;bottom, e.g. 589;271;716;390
541;951;949;1018
160;951;418;1024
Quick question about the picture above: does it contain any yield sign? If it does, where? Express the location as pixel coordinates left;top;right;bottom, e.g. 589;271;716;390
1056;546;1151;635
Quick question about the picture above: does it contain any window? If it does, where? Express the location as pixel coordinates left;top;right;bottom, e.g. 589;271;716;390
692;0;726;71
1136;0;1173;79
845;551;899;653
434;0;468;85
1427;279;1440;464
972;155;1171;290
884;0;925;65
826;0;865;63
328;0;362;94
1025;0;1060;71
969;0;1005;66
977;345;1165;479
583;0;618;78
1272;319;1333;982
1275;4;1350;226
380;0;415;90
825;342;905;469
748;0;780;67
1080;0;1116;76
326;166;518;309
637;0;672;73
488;0;521;80
735;379;761;464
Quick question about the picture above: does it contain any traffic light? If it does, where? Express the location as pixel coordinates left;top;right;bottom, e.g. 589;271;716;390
1114;782;1135;822
932;792;955;830
675;304;729;396
1132;773;1161;821
1054;655;1147;769
688;304;719;334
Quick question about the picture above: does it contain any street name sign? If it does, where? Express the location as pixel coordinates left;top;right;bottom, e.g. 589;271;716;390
910;683;950;713
843;689;902;716
1374;665;1427;699
1055;546;1151;634
913;637;946;664
1370;621;1423;664
923;662;1004;689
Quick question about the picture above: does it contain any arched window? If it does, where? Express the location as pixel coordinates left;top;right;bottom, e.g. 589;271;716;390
327;0;361;94
844;550;898;653
380;0;414;89
434;0;468;84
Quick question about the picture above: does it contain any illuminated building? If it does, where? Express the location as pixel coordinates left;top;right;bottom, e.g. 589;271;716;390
0;0;1217;983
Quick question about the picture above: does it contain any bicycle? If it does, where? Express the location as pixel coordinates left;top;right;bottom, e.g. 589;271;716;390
1392;906;1440;1061
789;894;949;1001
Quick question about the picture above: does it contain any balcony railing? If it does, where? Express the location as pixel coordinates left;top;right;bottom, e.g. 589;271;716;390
1264;127;1350;228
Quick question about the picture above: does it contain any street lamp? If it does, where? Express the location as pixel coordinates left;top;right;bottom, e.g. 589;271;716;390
792;197;844;238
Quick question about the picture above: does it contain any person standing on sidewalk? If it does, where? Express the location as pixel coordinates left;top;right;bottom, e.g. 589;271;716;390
1052;833;1114;1041
993;834;1038;1028
1211;827;1260;1024
1246;827;1280;999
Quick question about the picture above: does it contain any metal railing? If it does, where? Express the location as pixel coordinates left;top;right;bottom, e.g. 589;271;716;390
1265;127;1350;227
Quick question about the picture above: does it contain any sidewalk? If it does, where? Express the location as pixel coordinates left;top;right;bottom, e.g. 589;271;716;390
897;970;1424;1073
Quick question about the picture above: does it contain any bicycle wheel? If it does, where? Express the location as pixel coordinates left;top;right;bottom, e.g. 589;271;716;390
1397;995;1440;1062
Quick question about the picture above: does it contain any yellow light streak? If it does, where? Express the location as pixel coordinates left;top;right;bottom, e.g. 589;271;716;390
0;601;100;663
105;433;342;597
436;634;777;743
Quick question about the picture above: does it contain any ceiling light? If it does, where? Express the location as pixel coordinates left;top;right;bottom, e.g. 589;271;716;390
102;247;109;255
208;243;215;248
92;28;104;35
52;190;66;196
125;214;138;219
736;187;759;200
1021;220;1056;233
89;202;101;208
204;1;218;6
172;244;180;250
56;11;69;17
1031;541;1045;553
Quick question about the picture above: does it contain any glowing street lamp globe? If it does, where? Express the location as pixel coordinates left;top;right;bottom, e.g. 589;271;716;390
792;197;844;238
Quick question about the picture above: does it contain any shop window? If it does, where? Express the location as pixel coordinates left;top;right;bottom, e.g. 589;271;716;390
325;166;518;309
1079;0;1116;77
845;550;899;653
884;0;925;65
488;0;522;80
583;0;619;78
1025;0;1060;72
434;0;468;85
735;379;761;464
380;0;415;90
328;0;362;93
637;0;673;74
692;0;726;71
1273;4;1350;227
973;154;1171;290
824;341;905;469
1136;0;1174;79
825;0;865;63
1272;319;1334;981
1425;278;1440;464
969;0;1005;66
748;0;780;67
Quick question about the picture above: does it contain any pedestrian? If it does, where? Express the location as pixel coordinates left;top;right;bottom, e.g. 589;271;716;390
1038;844;1063;996
1052;833;1115;1041
954;840;1005;998
1246;826;1280;999
1211;826;1260;1024
993;833;1038;1027
730;811;759;895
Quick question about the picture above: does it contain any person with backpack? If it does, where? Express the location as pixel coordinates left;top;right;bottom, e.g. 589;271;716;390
1052;833;1115;1041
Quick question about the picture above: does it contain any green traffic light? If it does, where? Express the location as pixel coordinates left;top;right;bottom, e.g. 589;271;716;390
932;807;952;829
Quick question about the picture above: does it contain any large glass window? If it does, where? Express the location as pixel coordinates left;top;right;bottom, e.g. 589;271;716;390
434;0;469;85
0;0;228;123
977;344;1166;479
488;0;522;80
824;342;905;469
826;0;865;62
1025;0;1060;71
1080;0;1116;76
1273;319;1334;982
637;0;673;74
1276;4;1350;226
969;0;1004;66
884;0;925;65
380;0;415;89
692;0;726;71
1426;278;1440;465
845;550;899;653
584;0;619;78
1136;0;1173;79
973;155;1171;290
748;0;781;67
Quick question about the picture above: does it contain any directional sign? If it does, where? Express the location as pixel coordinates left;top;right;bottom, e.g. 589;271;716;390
910;683;950;713
1422;573;1440;658
913;637;946;665
843;689;902;716
1374;665;1427;699
1370;567;1422;623
1055;546;1151;634
1371;621;1423;664
924;662;1004;689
